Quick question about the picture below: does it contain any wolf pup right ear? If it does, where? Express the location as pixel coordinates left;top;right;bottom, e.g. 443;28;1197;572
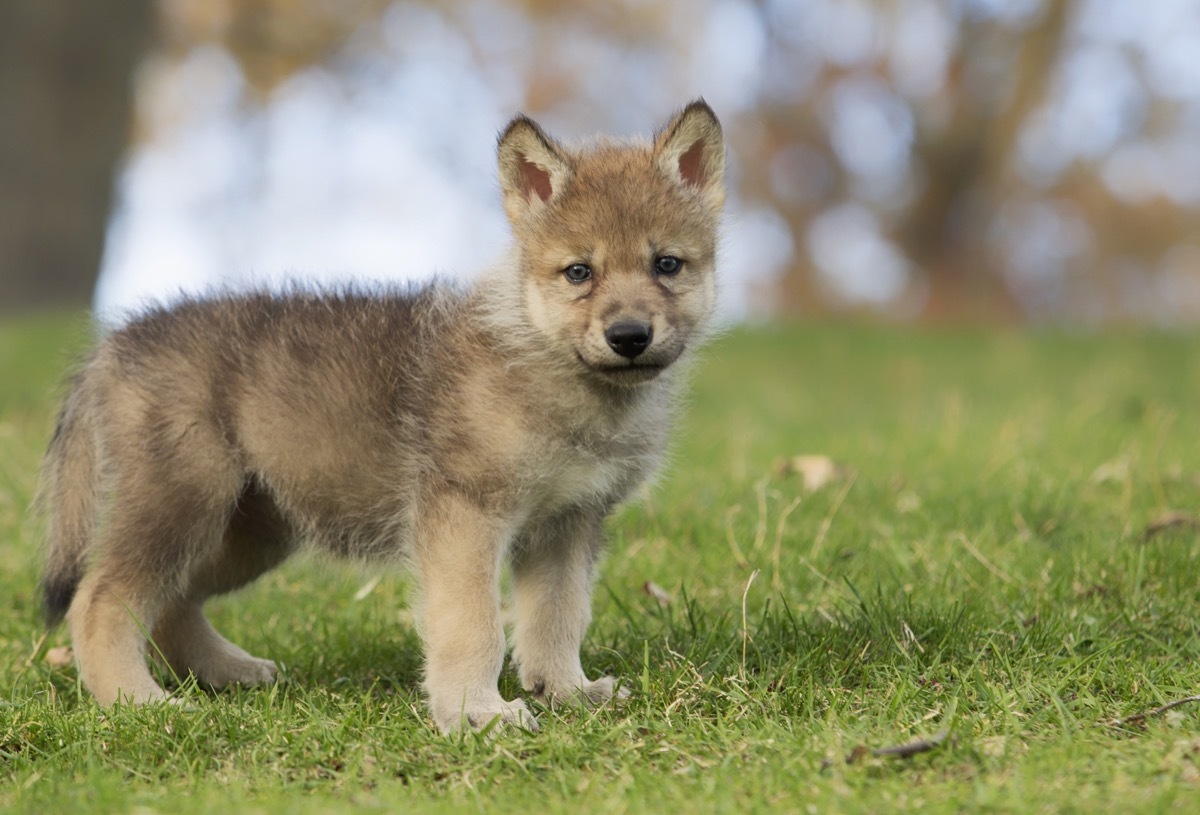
653;100;726;211
497;115;573;229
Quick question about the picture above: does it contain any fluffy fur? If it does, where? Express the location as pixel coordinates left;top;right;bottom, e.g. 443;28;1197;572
38;101;726;733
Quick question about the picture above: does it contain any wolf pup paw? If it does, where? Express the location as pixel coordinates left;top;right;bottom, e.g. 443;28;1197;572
530;674;629;708
438;697;539;735
200;652;278;689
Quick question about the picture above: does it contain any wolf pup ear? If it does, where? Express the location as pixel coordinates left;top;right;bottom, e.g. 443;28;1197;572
654;100;725;210
497;115;572;227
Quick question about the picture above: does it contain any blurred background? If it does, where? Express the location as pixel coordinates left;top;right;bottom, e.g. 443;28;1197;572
3;0;1200;325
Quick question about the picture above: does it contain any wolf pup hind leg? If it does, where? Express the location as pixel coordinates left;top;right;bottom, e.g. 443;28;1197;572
38;101;725;732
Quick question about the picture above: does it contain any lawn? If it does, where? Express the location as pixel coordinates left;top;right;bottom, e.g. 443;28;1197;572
2;313;1199;813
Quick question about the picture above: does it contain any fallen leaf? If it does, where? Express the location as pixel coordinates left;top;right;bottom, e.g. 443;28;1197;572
642;581;671;606
353;574;382;601
845;744;871;764
777;455;849;492
45;646;73;668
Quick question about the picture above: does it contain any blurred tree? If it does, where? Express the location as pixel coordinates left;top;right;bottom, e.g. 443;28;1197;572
748;0;1200;323
25;0;1200;324
159;0;388;97
900;0;1069;320
0;0;155;313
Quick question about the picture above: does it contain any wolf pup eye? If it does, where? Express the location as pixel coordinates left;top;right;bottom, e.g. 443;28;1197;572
563;263;593;283
654;256;682;276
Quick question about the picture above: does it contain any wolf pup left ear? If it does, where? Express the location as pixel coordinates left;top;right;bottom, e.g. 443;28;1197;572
497;115;573;227
654;100;726;210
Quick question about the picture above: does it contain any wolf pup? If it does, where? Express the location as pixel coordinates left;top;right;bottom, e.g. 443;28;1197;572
38;101;725;733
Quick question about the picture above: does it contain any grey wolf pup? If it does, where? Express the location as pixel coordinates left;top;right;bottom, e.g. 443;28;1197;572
38;101;725;733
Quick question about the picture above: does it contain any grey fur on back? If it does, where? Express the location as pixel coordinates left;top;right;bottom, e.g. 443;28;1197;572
39;280;673;619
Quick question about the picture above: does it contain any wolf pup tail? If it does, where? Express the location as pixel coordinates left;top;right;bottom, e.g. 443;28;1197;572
38;375;100;627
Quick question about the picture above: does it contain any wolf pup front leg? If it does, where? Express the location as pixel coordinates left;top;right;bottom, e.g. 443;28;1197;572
510;511;621;707
414;491;536;733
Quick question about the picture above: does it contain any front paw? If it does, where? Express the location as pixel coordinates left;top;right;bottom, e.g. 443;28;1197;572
434;696;539;735
530;674;628;708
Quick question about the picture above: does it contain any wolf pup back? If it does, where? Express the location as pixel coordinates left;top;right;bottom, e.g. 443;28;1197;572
38;101;725;733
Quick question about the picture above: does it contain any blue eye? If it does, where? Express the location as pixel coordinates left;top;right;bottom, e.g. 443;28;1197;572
654;256;682;276
563;263;592;283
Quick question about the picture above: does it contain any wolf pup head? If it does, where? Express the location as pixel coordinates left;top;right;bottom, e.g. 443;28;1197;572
497;101;725;387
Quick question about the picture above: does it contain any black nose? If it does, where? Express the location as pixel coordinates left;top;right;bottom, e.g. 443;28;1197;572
605;320;653;359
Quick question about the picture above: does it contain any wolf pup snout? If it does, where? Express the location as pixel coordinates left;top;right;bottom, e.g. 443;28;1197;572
605;320;653;359
39;101;725;734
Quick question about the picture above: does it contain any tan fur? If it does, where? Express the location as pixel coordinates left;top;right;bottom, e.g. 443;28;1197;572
38;101;725;732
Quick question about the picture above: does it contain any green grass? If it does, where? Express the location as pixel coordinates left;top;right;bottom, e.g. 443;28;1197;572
3;315;1200;812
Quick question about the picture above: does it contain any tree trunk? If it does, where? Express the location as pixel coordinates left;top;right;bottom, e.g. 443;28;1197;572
0;0;154;314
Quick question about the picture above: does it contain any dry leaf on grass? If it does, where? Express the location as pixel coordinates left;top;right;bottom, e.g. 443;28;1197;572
642;581;671;606
844;745;871;765
45;646;74;667
775;454;851;492
353;574;382;601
